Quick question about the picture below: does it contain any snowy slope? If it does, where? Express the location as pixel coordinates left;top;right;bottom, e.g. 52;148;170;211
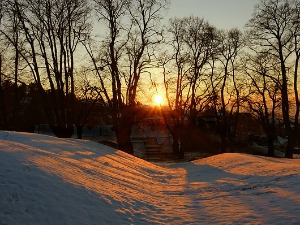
0;131;300;225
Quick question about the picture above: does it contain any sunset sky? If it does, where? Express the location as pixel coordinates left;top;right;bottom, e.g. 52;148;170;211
167;0;261;29
144;0;262;104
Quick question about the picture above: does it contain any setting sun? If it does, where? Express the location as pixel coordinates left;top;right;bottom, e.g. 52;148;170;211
153;94;163;105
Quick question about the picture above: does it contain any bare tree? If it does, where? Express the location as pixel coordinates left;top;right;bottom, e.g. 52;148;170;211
0;54;6;129
246;0;300;158
1;0;91;137
74;70;102;139
213;28;244;153
162;17;236;156
243;52;282;156
1;0;24;129
291;0;300;151
91;0;169;154
180;16;217;125
161;18;188;158
161;16;229;157
0;3;6;129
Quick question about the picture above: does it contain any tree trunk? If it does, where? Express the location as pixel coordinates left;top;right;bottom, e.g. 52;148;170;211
116;130;133;154
0;55;7;129
172;127;184;159
116;117;134;154
220;131;227;153
285;130;294;159
267;135;275;157
278;45;293;158
76;124;84;139
13;39;20;130
219;116;228;153
50;124;74;138
172;136;180;157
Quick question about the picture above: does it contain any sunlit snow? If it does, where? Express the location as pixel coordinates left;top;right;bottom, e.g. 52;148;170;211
0;131;300;224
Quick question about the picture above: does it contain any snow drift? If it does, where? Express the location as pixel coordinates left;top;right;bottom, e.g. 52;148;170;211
0;131;300;224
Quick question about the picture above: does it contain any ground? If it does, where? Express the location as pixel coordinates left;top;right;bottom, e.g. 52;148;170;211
0;131;300;224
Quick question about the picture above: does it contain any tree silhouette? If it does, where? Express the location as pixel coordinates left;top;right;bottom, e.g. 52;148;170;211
247;0;300;158
88;0;169;154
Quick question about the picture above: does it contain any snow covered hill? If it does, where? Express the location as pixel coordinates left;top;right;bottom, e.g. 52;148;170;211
0;131;300;225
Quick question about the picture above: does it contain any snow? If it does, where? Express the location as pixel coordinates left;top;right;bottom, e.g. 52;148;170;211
1;131;300;224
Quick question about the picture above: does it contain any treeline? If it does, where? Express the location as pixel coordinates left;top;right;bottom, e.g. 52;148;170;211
0;80;109;137
0;0;299;158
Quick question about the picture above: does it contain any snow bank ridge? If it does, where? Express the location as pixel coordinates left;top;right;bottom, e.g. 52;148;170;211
0;131;300;225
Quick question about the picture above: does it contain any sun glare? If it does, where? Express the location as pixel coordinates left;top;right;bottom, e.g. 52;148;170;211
153;94;163;105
